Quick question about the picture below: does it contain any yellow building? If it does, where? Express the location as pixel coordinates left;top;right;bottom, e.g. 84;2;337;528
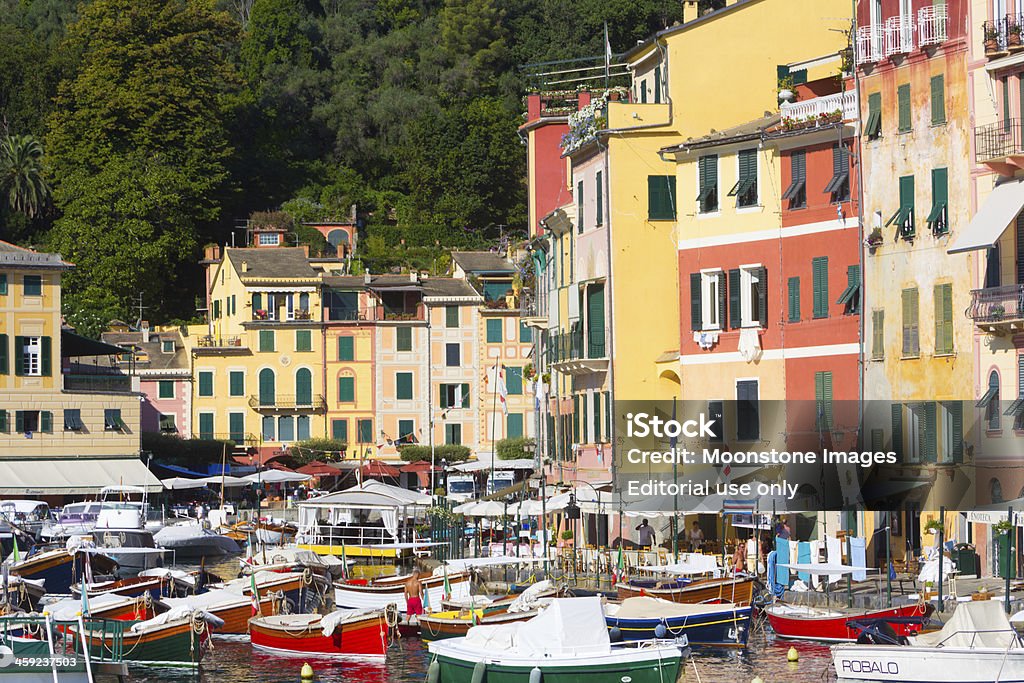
0;241;160;499
189;243;333;459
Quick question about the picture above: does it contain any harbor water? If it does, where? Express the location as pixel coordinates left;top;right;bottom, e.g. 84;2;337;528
122;555;837;683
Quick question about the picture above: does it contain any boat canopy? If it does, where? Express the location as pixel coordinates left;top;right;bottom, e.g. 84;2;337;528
913;601;1016;649
300;481;430;508
514;597;610;657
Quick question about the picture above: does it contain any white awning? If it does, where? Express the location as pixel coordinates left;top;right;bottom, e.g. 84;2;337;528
0;458;163;495
948;178;1024;254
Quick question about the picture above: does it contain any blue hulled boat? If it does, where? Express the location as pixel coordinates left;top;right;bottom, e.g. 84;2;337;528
605;596;752;647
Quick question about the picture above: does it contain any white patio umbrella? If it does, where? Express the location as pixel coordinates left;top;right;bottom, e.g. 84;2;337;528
241;470;312;484
196;475;251;487
508;499;547;516
463;500;507;517
453;501;477;514
160;477;208;490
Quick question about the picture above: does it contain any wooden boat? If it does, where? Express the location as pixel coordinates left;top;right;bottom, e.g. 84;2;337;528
1;576;46;611
249;608;388;658
334;571;470;613
73;610;211;666
767;601;933;642
419;608;538;641
162;588;278;635
213;569;327;614
615;575;755;606
605;596;753;647
832;601;1024;683
9;548;117;594
70;575;168;601
51;593;160;626
426;598;682;683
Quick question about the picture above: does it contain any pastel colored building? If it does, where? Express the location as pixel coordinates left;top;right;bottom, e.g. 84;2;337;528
0;241;159;499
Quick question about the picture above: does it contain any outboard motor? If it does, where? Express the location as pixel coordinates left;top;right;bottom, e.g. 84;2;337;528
853;620;908;646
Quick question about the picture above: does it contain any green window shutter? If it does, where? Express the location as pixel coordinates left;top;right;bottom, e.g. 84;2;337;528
930;74;945;124
229;413;245;442
593;393;602;442
445;306;459;328
922;402;937;462
866;92;882;138
296;368;312;405
690;273;702;331
0;410;7;432
897;83;911;132
815;371;833;430
259;330;275;352
872;310;885;359
870;428;884;452
40;411;52;433
296;330;311;352
398;419;414;443
252;293;262;311
587;284;605;357
14;410;23;433
648;175;677;220
755;267;768;327
439;384;450;409
947;401;964;462
396;326;412;351
902;288;919;356
0;274;6;295
358;419;372;443
734;149;758;206
229;371;244;396
577;180;584;233
899;175;915;237
519;323;532;343
13;336;23;376
396;372;413;400
934;283;953;354
581;392;588;442
40;336;50;376
604;390;611;438
654;65;661;103
507;413;524;439
338;336;354;361
0;333;7;375
506;367;523;395
199;413;214;440
338;376;355;402
812;257;829;319
787;277;800;322
198;371;213;396
461;383;470;408
929;168;948;234
258;368;275;405
596;171;603;225
158;380;174;399
486;319;502;343
573;395;580;442
332;419;348;441
891;404;903;460
728;268;741;329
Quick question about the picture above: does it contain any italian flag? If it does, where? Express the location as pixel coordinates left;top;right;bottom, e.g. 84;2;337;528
250;573;261;616
612;546;625;584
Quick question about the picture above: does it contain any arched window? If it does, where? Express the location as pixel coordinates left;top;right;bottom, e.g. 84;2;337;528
987;370;1001;431
295;368;312;406
992;477;1004;504
259;368;275;406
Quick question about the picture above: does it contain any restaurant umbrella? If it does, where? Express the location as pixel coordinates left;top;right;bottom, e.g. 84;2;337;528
361;460;401;480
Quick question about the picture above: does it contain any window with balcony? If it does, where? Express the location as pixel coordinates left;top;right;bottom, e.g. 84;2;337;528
729;149;758;208
825;145;850;202
729;266;767;328
259;368;276;405
901;287;920;357
696;157;717;214
690;269;725;331
782;151;806;209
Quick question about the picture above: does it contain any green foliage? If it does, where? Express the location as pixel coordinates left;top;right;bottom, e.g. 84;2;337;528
496;437;535;460
399;444;471;463
240;0;315;86
0;134;49;218
142;432;234;467
288;437;348;464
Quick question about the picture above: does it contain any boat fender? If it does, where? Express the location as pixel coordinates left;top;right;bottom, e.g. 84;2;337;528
529;666;542;683
426;659;440;683
654;624;668;639
609;626;622;642
301;662;314;679
471;660;486;683
787;646;798;662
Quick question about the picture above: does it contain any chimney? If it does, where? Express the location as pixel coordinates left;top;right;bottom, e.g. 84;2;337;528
204;244;221;261
141;320;150;343
681;0;698;23
364;271;371;285
241;261;248;273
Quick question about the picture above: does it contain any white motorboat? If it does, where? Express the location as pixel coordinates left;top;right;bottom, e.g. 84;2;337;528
334;569;470;613
86;504;167;574
832;600;1024;683
0;500;52;538
427;597;683;683
153;521;240;559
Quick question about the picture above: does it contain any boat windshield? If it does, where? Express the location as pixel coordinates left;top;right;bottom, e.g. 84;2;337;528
59;503;102;522
448;480;475;494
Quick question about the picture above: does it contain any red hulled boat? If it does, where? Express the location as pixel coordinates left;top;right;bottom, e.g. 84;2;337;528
249;608;388;658
766;602;934;642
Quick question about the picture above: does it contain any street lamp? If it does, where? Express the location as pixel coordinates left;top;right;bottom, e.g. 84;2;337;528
565;493;581;584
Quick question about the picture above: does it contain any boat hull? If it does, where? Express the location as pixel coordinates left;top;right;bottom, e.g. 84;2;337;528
615;577;755;606
769;603;932;642
10;550;115;595
428;643;682;683
334;572;470;613
832;644;1024;683
77;619;207;666
606;605;753;647
249;612;387;658
419;609;534;642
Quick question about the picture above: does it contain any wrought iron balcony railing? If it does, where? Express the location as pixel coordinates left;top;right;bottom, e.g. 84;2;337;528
248;394;327;411
969;284;1024;326
975;118;1024;163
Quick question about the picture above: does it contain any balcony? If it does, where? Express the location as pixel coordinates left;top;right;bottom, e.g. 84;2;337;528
974;118;1024;174
252;308;312;322
983;14;1024;59
519;288;547;328
856;25;884;65
248;394;327;412
884;14;915;57
780;90;858;124
194;335;247;351
918;5;948;47
326;308;374;322
970;285;1024;333
857;5;947;67
548;328;608;375
63;372;132;393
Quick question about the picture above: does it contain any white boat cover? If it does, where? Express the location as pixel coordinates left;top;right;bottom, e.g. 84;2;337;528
516;597;610;657
464;622;520;651
319;608;376;637
241;470;311;484
49;593;133;621
506;580;554;613
609;596;741;619
138;568;196;585
913;600;1016;649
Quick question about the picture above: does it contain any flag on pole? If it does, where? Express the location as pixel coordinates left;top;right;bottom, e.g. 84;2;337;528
80;576;90;617
442;565;452;601
250;572;261;616
10;535;20;564
496;365;508;415
340;544;348;580
612;546;625;584
604;22;612;76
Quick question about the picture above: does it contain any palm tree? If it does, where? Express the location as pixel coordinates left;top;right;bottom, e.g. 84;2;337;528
0;134;50;218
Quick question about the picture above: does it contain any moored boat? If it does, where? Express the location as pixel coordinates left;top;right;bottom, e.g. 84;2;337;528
72;608;215;666
832;600;1024;683
163;588;278;635
334;570;470;613
419;608;536;641
1;576;45;611
605;596;753;647
8;547;117;594
249;608;388;658
767;601;933;642
426;597;682;683
615;575;756;606
70;574;169;601
154;522;240;559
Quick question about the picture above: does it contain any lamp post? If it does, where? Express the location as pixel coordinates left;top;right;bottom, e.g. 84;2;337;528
565;493;580;584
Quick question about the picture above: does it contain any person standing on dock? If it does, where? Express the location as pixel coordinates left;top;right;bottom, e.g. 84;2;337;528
405;571;424;617
636;519;656;549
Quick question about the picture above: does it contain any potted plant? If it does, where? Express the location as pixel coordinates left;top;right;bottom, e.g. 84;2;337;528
990;303;1007;321
995;519;1014;534
778;75;796;103
985;23;1005;56
523;363;537;381
1009;23;1023;50
924;518;944;535
865;227;884;248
